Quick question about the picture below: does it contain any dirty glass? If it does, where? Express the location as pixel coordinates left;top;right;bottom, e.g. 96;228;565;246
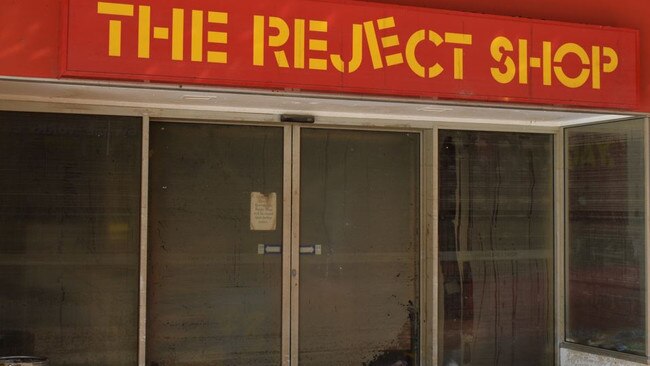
438;130;554;366
146;123;284;365
566;119;646;355
299;129;420;366
0;112;141;365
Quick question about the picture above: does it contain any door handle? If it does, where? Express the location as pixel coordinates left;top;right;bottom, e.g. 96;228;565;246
257;244;282;255
256;244;322;255
299;245;322;255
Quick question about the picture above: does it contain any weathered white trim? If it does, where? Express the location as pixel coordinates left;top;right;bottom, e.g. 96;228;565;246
0;78;637;130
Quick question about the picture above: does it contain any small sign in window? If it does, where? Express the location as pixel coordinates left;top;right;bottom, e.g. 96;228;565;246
250;192;277;231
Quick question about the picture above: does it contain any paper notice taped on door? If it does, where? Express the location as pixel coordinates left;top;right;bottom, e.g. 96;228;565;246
250;192;277;231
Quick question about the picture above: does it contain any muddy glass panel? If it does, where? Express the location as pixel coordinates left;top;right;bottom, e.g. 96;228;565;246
299;129;420;366
0;112;141;365
565;119;646;355
438;131;554;366
146;123;284;365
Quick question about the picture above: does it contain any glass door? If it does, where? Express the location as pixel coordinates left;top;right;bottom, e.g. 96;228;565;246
295;127;421;366
146;123;286;366
146;122;421;366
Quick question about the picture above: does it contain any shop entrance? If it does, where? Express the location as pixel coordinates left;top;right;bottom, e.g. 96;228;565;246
145;122;421;366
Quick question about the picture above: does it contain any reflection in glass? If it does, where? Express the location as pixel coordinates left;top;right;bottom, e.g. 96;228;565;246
0;112;141;365
566;119;646;355
299;129;420;366
146;123;284;365
438;131;554;366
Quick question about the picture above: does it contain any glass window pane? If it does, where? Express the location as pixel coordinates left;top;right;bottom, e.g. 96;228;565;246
0;112;141;365
146;123;284;365
438;131;555;366
299;129;420;366
566;119;646;355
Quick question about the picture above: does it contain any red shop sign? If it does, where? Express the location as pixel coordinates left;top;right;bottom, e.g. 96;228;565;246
62;0;640;109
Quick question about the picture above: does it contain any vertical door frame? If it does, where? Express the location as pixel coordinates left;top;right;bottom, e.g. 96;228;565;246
138;115;150;366
290;125;302;365
288;124;426;365
645;117;650;357
283;125;294;366
555;127;566;366
423;128;439;366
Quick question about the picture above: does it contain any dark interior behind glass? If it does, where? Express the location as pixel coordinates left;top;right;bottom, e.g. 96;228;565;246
439;130;555;366
0;112;141;365
566;119;646;355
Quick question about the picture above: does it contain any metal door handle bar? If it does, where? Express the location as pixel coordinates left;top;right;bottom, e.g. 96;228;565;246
257;244;322;255
258;244;282;254
299;245;322;255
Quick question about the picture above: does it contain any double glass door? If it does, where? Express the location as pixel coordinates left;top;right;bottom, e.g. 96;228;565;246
145;122;421;366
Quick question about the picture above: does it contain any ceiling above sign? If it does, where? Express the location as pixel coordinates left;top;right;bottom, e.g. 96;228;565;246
62;0;640;109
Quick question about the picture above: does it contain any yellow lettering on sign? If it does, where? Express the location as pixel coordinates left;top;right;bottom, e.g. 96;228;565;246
138;5;151;58
153;27;169;39
253;15;326;69
93;3;626;93
444;32;472;80
361;17;404;70
518;39;528;84
330;24;363;73
97;2;134;57
308;20;328;70
542;41;552;85
376;17;403;67
191;10;204;62
405;30;443;78
490;36;515;84
553;43;590;88
253;16;265;66
253;16;290;67
489;36;621;89
294;19;306;69
171;8;184;61
588;46;620;89
207;11;228;64
603;47;619;73
363;20;384;69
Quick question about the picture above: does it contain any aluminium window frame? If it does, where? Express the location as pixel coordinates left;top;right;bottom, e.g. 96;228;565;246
560;116;650;365
435;126;558;366
1;82;647;365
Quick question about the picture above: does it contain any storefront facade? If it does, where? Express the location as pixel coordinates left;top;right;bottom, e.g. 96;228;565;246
0;1;648;366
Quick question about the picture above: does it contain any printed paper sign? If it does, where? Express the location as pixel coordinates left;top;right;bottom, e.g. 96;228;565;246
250;192;277;231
